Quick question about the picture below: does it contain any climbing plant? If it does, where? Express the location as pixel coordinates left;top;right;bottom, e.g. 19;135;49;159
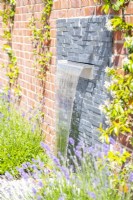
101;0;130;13
96;1;133;146
0;0;53;102
92;0;133;192
29;0;53;100
0;0;21;98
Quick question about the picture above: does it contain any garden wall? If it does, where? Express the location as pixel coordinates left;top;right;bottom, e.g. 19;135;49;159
0;0;132;150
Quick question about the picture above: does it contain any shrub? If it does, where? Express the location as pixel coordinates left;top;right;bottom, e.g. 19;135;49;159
17;140;133;200
0;96;46;176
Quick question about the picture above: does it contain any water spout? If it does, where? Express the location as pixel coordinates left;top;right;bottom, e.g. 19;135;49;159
56;60;93;156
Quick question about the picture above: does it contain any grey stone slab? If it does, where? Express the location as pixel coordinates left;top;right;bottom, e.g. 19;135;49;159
57;16;112;147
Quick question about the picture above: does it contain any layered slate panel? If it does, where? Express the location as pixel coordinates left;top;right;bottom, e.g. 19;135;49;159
57;16;112;146
57;16;112;65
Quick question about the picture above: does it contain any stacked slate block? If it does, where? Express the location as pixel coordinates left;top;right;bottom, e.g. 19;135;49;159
57;16;112;146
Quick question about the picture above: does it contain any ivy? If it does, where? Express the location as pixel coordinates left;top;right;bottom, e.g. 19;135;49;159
0;0;21;98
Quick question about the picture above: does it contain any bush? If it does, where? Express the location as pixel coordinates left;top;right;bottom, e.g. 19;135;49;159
0;97;46;176
17;140;133;200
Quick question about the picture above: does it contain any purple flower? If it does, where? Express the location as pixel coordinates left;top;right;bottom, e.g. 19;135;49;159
33;172;39;179
32;187;37;194
87;191;96;199
22;112;25;117
69;137;75;145
60;166;69;180
38;181;43;188
7;90;11;102
109;137;116;145
76;141;84;150
52;155;61;166
17;167;24;174
22;163;27;169
5;171;13;180
37;196;42;200
21;172;29;180
75;150;82;158
58;196;65;200
96;151;102;158
129;172;133;182
102;143;109;155
40;142;51;152
88;146;94;154
38;161;44;168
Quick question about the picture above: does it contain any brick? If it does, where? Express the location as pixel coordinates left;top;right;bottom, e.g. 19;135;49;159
53;0;61;10
125;2;133;14
83;7;96;16
50;29;56;38
114;43;127;55
60;0;70;9
113;55;125;67
113;31;123;41
70;0;81;8
58;10;68;18
125;16;133;24
96;5;104;15
81;0;90;7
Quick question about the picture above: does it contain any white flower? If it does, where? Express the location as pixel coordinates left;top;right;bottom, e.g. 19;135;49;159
129;105;133;109
104;81;111;89
125;36;131;43
105;66;110;73
104;99;110;106
105;20;113;31
125;36;133;46
111;78;118;84
110;91;116;97
99;105;105;112
105;120;111;125
123;57;130;65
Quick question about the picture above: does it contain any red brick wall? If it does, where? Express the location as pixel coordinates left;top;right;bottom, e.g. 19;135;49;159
0;0;132;150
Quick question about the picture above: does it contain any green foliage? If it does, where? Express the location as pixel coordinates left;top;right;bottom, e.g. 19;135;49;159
105;149;132;190
99;67;133;142
102;0;130;13
27;144;133;200
97;0;133;145
96;0;133;192
0;0;21;98
29;0;53;85
106;17;133;31
99;33;133;144
0;98;45;176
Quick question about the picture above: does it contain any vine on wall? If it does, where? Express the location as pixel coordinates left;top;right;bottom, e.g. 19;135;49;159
29;0;53;101
98;0;133;147
0;0;21;99
0;0;53;103
94;0;133;191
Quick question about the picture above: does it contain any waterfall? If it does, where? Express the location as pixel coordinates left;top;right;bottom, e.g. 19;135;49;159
56;60;93;156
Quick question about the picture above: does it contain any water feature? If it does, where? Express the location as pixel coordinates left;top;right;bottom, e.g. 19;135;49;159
56;60;93;156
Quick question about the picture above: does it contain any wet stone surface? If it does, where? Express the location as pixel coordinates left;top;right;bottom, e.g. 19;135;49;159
57;16;112;146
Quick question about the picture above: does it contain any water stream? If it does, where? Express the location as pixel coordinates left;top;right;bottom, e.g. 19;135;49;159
56;60;93;156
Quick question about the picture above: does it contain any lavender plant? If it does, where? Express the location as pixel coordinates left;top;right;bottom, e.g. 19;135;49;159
15;139;133;200
0;93;47;177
